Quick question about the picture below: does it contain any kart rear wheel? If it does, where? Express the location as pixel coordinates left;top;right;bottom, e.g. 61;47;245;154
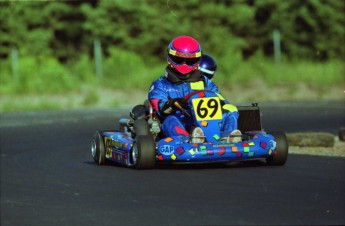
266;131;289;166
132;135;156;169
91;131;106;165
133;118;151;137
339;127;345;141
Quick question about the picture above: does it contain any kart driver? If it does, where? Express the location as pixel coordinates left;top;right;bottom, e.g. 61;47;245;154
199;53;217;80
148;35;241;143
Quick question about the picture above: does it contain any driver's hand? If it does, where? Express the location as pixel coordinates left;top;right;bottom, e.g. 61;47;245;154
171;98;187;110
161;97;187;115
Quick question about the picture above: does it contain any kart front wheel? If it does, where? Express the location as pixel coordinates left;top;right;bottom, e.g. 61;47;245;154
133;118;151;137
91;131;106;165
266;131;289;166
132;135;156;169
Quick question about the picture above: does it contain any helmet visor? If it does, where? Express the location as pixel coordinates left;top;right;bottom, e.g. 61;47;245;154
169;55;201;66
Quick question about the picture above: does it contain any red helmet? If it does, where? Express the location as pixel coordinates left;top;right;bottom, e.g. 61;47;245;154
167;36;202;75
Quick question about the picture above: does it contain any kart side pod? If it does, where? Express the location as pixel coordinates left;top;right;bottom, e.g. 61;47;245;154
91;130;288;169
155;131;288;165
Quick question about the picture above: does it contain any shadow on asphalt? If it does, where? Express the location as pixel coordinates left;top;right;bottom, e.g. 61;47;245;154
84;159;275;170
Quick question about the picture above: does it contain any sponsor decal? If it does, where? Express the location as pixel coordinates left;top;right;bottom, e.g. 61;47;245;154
160;145;175;155
106;148;112;158
105;137;123;149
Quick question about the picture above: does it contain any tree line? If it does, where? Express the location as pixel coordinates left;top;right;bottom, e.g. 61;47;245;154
1;0;344;65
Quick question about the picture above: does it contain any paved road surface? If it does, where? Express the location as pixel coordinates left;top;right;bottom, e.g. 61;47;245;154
1;101;344;225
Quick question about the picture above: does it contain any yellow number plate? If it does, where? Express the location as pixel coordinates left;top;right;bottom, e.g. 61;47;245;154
192;97;222;121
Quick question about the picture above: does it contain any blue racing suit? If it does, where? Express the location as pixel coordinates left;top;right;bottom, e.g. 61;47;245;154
148;67;239;138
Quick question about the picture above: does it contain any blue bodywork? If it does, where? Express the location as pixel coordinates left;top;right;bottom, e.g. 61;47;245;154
101;91;279;167
102;130;277;167
156;131;276;162
102;132;134;166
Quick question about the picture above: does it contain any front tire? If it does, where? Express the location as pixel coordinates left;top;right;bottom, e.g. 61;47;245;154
266;131;289;166
133;118;151;137
132;135;156;169
91;131;106;165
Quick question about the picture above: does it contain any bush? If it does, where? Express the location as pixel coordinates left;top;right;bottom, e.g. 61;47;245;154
215;51;345;87
68;54;97;83
0;55;79;94
102;47;165;90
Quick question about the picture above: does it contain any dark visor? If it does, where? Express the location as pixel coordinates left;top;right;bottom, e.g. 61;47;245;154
169;55;201;66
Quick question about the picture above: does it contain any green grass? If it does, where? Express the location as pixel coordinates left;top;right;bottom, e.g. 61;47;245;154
0;51;344;112
216;57;344;86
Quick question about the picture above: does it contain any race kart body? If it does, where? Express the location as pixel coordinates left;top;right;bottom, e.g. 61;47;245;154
91;91;288;169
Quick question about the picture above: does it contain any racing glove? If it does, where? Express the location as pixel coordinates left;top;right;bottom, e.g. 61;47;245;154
160;97;187;115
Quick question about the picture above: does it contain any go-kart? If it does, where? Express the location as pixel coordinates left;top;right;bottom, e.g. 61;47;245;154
91;90;288;169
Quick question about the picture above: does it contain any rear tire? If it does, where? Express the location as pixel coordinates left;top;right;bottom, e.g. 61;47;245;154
132;135;156;169
339;127;345;141
266;131;288;166
91;131;106;165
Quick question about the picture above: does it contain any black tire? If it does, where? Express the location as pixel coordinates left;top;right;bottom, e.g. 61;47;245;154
132;135;156;169
338;127;345;141
266;131;289;166
91;131;106;165
133;118;150;137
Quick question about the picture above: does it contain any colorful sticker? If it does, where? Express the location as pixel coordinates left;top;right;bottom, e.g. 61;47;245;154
201;121;208;127
218;147;226;156
244;147;250;153
189;148;195;155
176;146;185;155
260;141;267;149
200;146;207;155
164;137;173;142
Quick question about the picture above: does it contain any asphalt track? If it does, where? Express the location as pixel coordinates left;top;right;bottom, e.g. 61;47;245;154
1;100;344;226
